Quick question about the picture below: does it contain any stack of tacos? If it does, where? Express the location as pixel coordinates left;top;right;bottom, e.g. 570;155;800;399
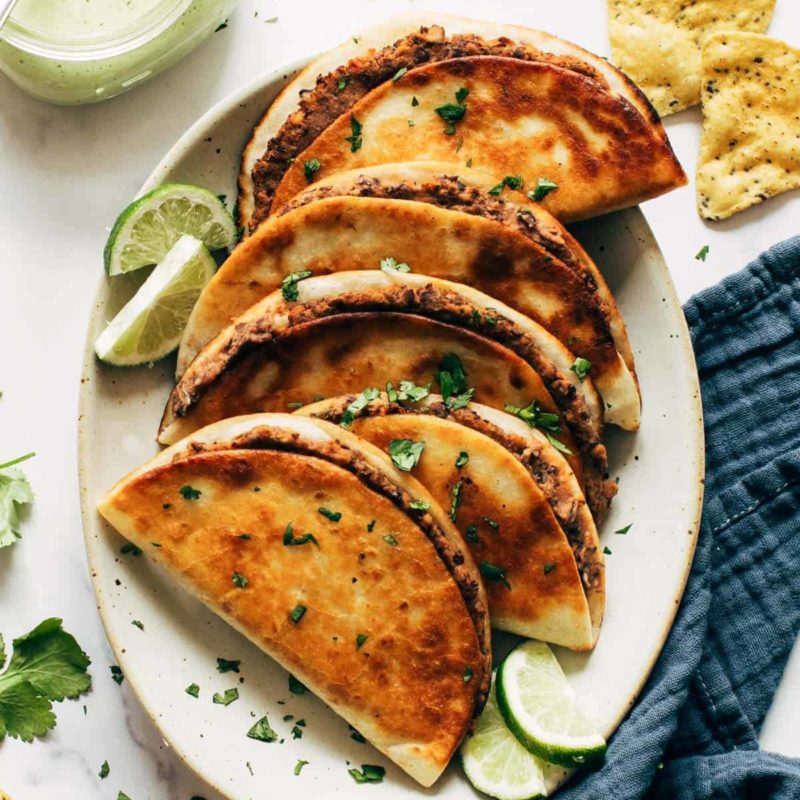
100;13;685;787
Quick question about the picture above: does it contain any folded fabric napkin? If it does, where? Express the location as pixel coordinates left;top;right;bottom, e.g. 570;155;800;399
563;236;800;799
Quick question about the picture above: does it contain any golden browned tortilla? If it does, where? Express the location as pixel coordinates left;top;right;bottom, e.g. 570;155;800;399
242;15;682;229
180;162;640;431
298;393;603;649
160;272;617;518
263;55;685;223
98;414;490;787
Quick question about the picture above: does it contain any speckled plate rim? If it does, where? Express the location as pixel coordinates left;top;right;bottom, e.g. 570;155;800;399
77;55;705;799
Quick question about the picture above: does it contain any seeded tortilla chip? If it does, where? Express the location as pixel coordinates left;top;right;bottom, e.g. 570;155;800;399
608;0;775;116
697;32;800;220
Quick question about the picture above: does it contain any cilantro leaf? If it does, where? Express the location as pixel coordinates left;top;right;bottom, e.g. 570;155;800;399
0;618;91;742
570;357;592;381
527;177;559;202
0;455;34;548
294;759;309;775
288;674;306;694
216;657;240;673
488;175;524;196
479;561;512;590
212;687;239;706
380;256;411;273
303;158;321;183
340;387;380;428
349;764;386;784
435;352;472;408
281;270;313;301
345;114;363;152
695;245;710;262
387;439;425;471
247;714;279;742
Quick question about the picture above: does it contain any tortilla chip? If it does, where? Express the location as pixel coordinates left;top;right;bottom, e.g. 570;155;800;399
697;32;800;220
608;0;775;116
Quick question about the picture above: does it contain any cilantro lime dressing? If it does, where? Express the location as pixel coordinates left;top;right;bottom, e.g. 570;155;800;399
0;0;238;104
12;0;165;40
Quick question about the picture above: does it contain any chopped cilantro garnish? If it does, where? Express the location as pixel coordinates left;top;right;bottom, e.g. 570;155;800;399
465;523;478;543
345;114;363;152
290;724;303;739
392;67;408;81
435;352;473;409
99;760;110;778
387;438;425;471
570;357;592;381
281;269;313;301
479;561;512;590
318;507;341;522
350;724;366;742
283;522;319;547
349;764;386;784
303;158;321;183
488;175;524;196
0;621;94;742
503;400;560;431
232;572;248;588
216;657;240;673
294;759;309;775
289;604;307;624
528;177;559;202
247;714;279;743
213;687;239;706
110;665;124;685
483;516;500;530
131;620;144;631
695;245;710;262
337;75;348;92
118;793;132;800
545;432;573;455
340;387;380;428
411;95;419;106
382;534;398;546
449;479;464;522
356;633;368;650
185;683;200;698
615;523;632;535
366;519;376;532
238;534;252;540
409;499;430;511
179;485;201;501
463;666;474;683
544;562;556;575
387;379;429;403
380;256;411;273
456;451;469;468
604;546;612;555
120;542;142;556
435;87;469;134
288;674;306;694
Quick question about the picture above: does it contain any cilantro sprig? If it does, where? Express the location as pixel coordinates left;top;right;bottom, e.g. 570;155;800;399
0;618;92;742
435;353;474;410
0;453;35;548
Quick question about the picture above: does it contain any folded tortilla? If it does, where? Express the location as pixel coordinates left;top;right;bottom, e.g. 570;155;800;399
161;271;617;518
298;392;603;649
98;413;491;787
181;161;640;431
241;13;684;229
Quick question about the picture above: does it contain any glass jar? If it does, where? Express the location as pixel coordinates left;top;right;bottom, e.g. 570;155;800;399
0;0;240;105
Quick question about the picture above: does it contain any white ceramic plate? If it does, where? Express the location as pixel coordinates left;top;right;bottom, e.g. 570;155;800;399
78;57;704;800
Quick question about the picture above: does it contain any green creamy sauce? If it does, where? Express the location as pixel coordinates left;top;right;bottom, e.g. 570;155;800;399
12;0;165;40
0;0;238;104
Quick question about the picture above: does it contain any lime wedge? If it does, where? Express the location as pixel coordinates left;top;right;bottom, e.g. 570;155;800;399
95;235;216;366
461;679;548;800
104;183;237;275
497;641;606;769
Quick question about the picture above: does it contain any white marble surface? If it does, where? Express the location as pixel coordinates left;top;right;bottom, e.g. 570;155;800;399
0;1;798;797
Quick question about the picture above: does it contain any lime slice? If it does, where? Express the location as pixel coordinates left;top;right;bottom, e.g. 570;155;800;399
95;235;216;366
461;679;548;800
497;641;606;769
104;183;237;275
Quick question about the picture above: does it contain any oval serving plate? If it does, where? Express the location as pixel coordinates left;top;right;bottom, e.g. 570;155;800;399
78;56;704;800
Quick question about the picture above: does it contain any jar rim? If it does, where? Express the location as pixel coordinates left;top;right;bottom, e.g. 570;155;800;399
2;0;193;59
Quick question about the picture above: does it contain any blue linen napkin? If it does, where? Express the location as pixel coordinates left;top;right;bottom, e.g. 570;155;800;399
562;236;800;799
